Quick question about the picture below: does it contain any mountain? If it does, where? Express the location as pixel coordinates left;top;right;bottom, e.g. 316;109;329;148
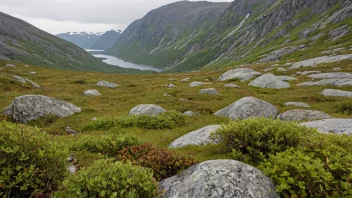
91;30;122;50
56;32;102;49
106;0;352;72
0;12;140;73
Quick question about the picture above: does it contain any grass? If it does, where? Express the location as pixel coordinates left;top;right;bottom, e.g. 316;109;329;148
1;58;352;167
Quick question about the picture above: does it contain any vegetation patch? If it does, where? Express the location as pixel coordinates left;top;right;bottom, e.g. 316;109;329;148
27;114;60;128
334;102;352;115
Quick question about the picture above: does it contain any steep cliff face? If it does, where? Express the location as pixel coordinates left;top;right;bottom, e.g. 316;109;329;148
107;0;352;72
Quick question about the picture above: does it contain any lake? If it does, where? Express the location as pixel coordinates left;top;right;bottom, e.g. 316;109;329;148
86;49;163;72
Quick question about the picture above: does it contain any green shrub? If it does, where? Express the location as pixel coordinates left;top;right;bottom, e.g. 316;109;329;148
27;114;60;128
56;159;159;198
334;102;352;115
211;118;315;164
0;121;68;197
84;111;187;131
71;134;139;156
72;79;87;84
117;144;198;181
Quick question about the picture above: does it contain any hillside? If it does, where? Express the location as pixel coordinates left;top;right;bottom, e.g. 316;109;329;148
56;32;102;49
107;0;352;72
0;12;140;73
91;30;122;50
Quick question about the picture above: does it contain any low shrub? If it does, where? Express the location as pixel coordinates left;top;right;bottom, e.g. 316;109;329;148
0;121;68;197
117;144;198;181
211;118;316;164
334;102;352;115
71;134;139;156
72;79;87;84
56;159;159;198
27;114;60;128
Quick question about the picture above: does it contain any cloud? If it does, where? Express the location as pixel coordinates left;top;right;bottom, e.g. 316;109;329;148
0;0;231;34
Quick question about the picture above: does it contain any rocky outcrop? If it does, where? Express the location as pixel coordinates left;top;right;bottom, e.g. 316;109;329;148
159;160;278;198
218;68;261;82
249;74;290;89
277;76;297;81
301;119;352;135
168;125;221;148
199;88;219;95
290;55;352;69
83;90;101;96
257;45;305;63
277;110;333;122
13;75;40;88
309;72;352;79
284;102;310;108
96;81;118;88
321;89;352;98
297;79;352;87
129;104;166;116
2;95;81;123
214;96;278;120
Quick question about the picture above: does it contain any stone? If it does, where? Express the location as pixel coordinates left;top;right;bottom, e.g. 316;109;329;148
297;71;321;75
224;83;239;88
257;45;305;63
159;160;278;198
214;97;278;120
290;54;352;69
181;78;191;82
332;67;342;71
30;72;37;74
129;104;166;116
277;67;286;72
96;81;118;88
263;68;274;72
168;125;220;148
183;111;200;117
301;119;352;135
284;102;311;108
218;68;261;82
83;90;101;96
168;78;176;81
321;89;352;98
13;75;40;88
309;72;352;79
277;110;333;122
2;95;81;123
5;63;15;67
277;76;298;81
199;88;219;95
167;84;176;88
189;81;211;87
179;98;189;101
297;79;352;87
249;74;290;89
164;93;173;97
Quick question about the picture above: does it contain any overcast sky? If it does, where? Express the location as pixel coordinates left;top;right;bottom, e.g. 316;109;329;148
0;0;231;35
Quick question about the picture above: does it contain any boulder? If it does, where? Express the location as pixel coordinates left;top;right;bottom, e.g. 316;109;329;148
214;97;278;120
277;76;297;81
13;75;40;88
159;160;278;198
301;119;352;135
290;54;352;69
5;63;15;67
168;125;220;148
297;71;321;75
249;74;290;89
277;67;286;72
167;84;176;88
183;111;200;117
129;104;166;116
224;83;239;88
277;110;333;122
2;95;81;123
83;90;101;96
297;79;352;87
189;81;211;87
321;89;352;98
309;72;352;79
284;102;310;108
96;81;118;88
218;68;261;82
181;78;191;82
199;88;219;95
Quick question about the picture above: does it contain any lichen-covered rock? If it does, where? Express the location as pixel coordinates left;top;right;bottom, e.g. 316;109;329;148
218;68;261;82
199;88;219;95
321;89;352;98
249;74;290;89
128;104;166;116
2;95;81;123
297;79;352;87
309;72;352;79
189;81;211;87
168;125;220;148
96;80;118;88
284;102;311;108
301;119;352;135
277;110;333;122
5;63;15;67
297;71;321;75
13;75;40;88
290;54;352;69
159;160;278;198
83;90;101;96
224;83;239;88
214;97;278;120
181;78;191;82
183;111;200;117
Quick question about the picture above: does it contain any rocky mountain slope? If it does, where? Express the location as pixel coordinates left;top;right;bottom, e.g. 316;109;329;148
0;12;139;73
107;0;352;72
91;30;122;50
56;32;102;49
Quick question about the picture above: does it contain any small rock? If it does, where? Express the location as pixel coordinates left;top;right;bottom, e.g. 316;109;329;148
168;125;220;148
199;88;219;95
164;94;173;97
249;73;290;89
284;102;310;108
301;119;352;135
277;110;333;122
263;68;274;72
180;78;191;82
189;82;211;87
277;76;298;81
167;84;176;88
30;72;37;74
83;90;101;96
321;89;352;98
13;75;40;88
168;78;176;81
91;117;97;121
179;98;189;102
6;64;15;67
183;111;200;117
332;67;342;71
224;83;239;88
218;68;261;82
96;81;118;88
129;104;166;116
277;67;286;72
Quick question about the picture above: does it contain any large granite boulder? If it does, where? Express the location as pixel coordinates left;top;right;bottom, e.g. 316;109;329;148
96;80;118;88
284;102;310;108
309;72;352;79
301;119;352;135
2;95;81;123
199;88;219;95
214;97;278;120
277;110;333;122
297;79;352;87
83;90;101;96
168;125;221;148
321;89;352;98
218;68;261;82
159;160;278;198
128;104;166;116
249;74;290;89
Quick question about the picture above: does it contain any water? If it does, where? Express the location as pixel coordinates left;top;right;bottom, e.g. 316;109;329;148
86;49;163;72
